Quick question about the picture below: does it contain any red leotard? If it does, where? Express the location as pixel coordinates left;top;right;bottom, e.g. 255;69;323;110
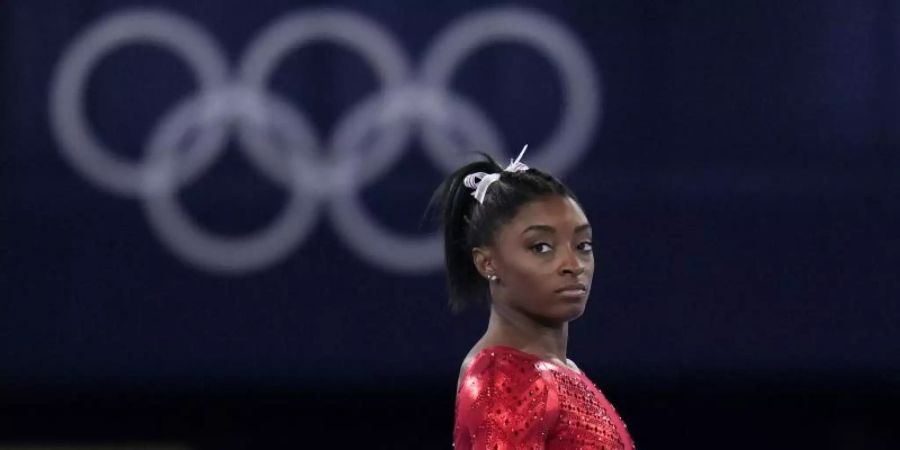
454;346;635;449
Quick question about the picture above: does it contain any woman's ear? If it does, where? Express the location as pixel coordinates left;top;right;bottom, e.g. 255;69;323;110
472;246;494;280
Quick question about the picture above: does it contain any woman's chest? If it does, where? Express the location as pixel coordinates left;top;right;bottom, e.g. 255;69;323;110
542;368;631;450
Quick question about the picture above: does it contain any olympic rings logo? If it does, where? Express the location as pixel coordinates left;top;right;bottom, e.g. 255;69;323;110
49;7;601;275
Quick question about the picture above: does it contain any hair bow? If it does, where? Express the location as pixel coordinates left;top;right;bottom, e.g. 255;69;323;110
463;145;530;204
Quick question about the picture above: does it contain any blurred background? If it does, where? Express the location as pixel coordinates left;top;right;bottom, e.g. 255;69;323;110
2;0;899;448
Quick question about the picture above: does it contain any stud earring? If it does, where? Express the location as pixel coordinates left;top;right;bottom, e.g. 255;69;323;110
488;274;498;282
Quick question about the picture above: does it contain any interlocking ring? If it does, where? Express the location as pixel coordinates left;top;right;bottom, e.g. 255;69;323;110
49;7;601;274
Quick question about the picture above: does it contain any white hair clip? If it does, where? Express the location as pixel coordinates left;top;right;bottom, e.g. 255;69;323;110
463;145;530;204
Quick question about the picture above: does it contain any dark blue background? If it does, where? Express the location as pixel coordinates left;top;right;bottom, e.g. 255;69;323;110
2;1;900;448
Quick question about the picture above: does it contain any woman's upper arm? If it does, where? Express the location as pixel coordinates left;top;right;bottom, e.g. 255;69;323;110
455;355;554;449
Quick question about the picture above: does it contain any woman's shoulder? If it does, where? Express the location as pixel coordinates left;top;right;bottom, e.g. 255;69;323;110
454;346;564;446
456;346;553;405
460;344;542;371
457;345;548;391
460;345;583;381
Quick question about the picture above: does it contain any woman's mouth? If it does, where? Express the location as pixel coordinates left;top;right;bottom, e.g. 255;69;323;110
555;283;587;299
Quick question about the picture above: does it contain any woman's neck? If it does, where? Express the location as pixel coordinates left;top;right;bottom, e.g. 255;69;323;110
482;303;569;362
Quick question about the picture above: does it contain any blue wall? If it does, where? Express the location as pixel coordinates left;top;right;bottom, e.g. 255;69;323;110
2;0;898;398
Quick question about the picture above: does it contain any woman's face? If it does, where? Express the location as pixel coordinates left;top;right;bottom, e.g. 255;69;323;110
475;195;594;323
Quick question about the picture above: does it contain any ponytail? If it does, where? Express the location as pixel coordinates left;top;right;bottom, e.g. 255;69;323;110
429;155;502;312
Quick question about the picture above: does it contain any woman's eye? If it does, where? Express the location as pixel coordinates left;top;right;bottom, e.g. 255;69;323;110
531;243;552;254
578;241;593;252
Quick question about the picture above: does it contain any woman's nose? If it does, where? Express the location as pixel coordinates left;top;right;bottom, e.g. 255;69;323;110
559;247;585;276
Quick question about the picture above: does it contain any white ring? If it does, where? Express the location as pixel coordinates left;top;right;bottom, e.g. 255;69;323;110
327;85;510;272
419;6;600;178
237;9;414;194
49;9;230;196
141;89;321;273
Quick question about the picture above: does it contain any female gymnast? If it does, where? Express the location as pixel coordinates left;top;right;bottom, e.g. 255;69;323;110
431;146;635;449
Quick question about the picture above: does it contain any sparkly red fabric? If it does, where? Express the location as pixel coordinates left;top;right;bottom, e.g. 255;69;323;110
454;346;635;449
